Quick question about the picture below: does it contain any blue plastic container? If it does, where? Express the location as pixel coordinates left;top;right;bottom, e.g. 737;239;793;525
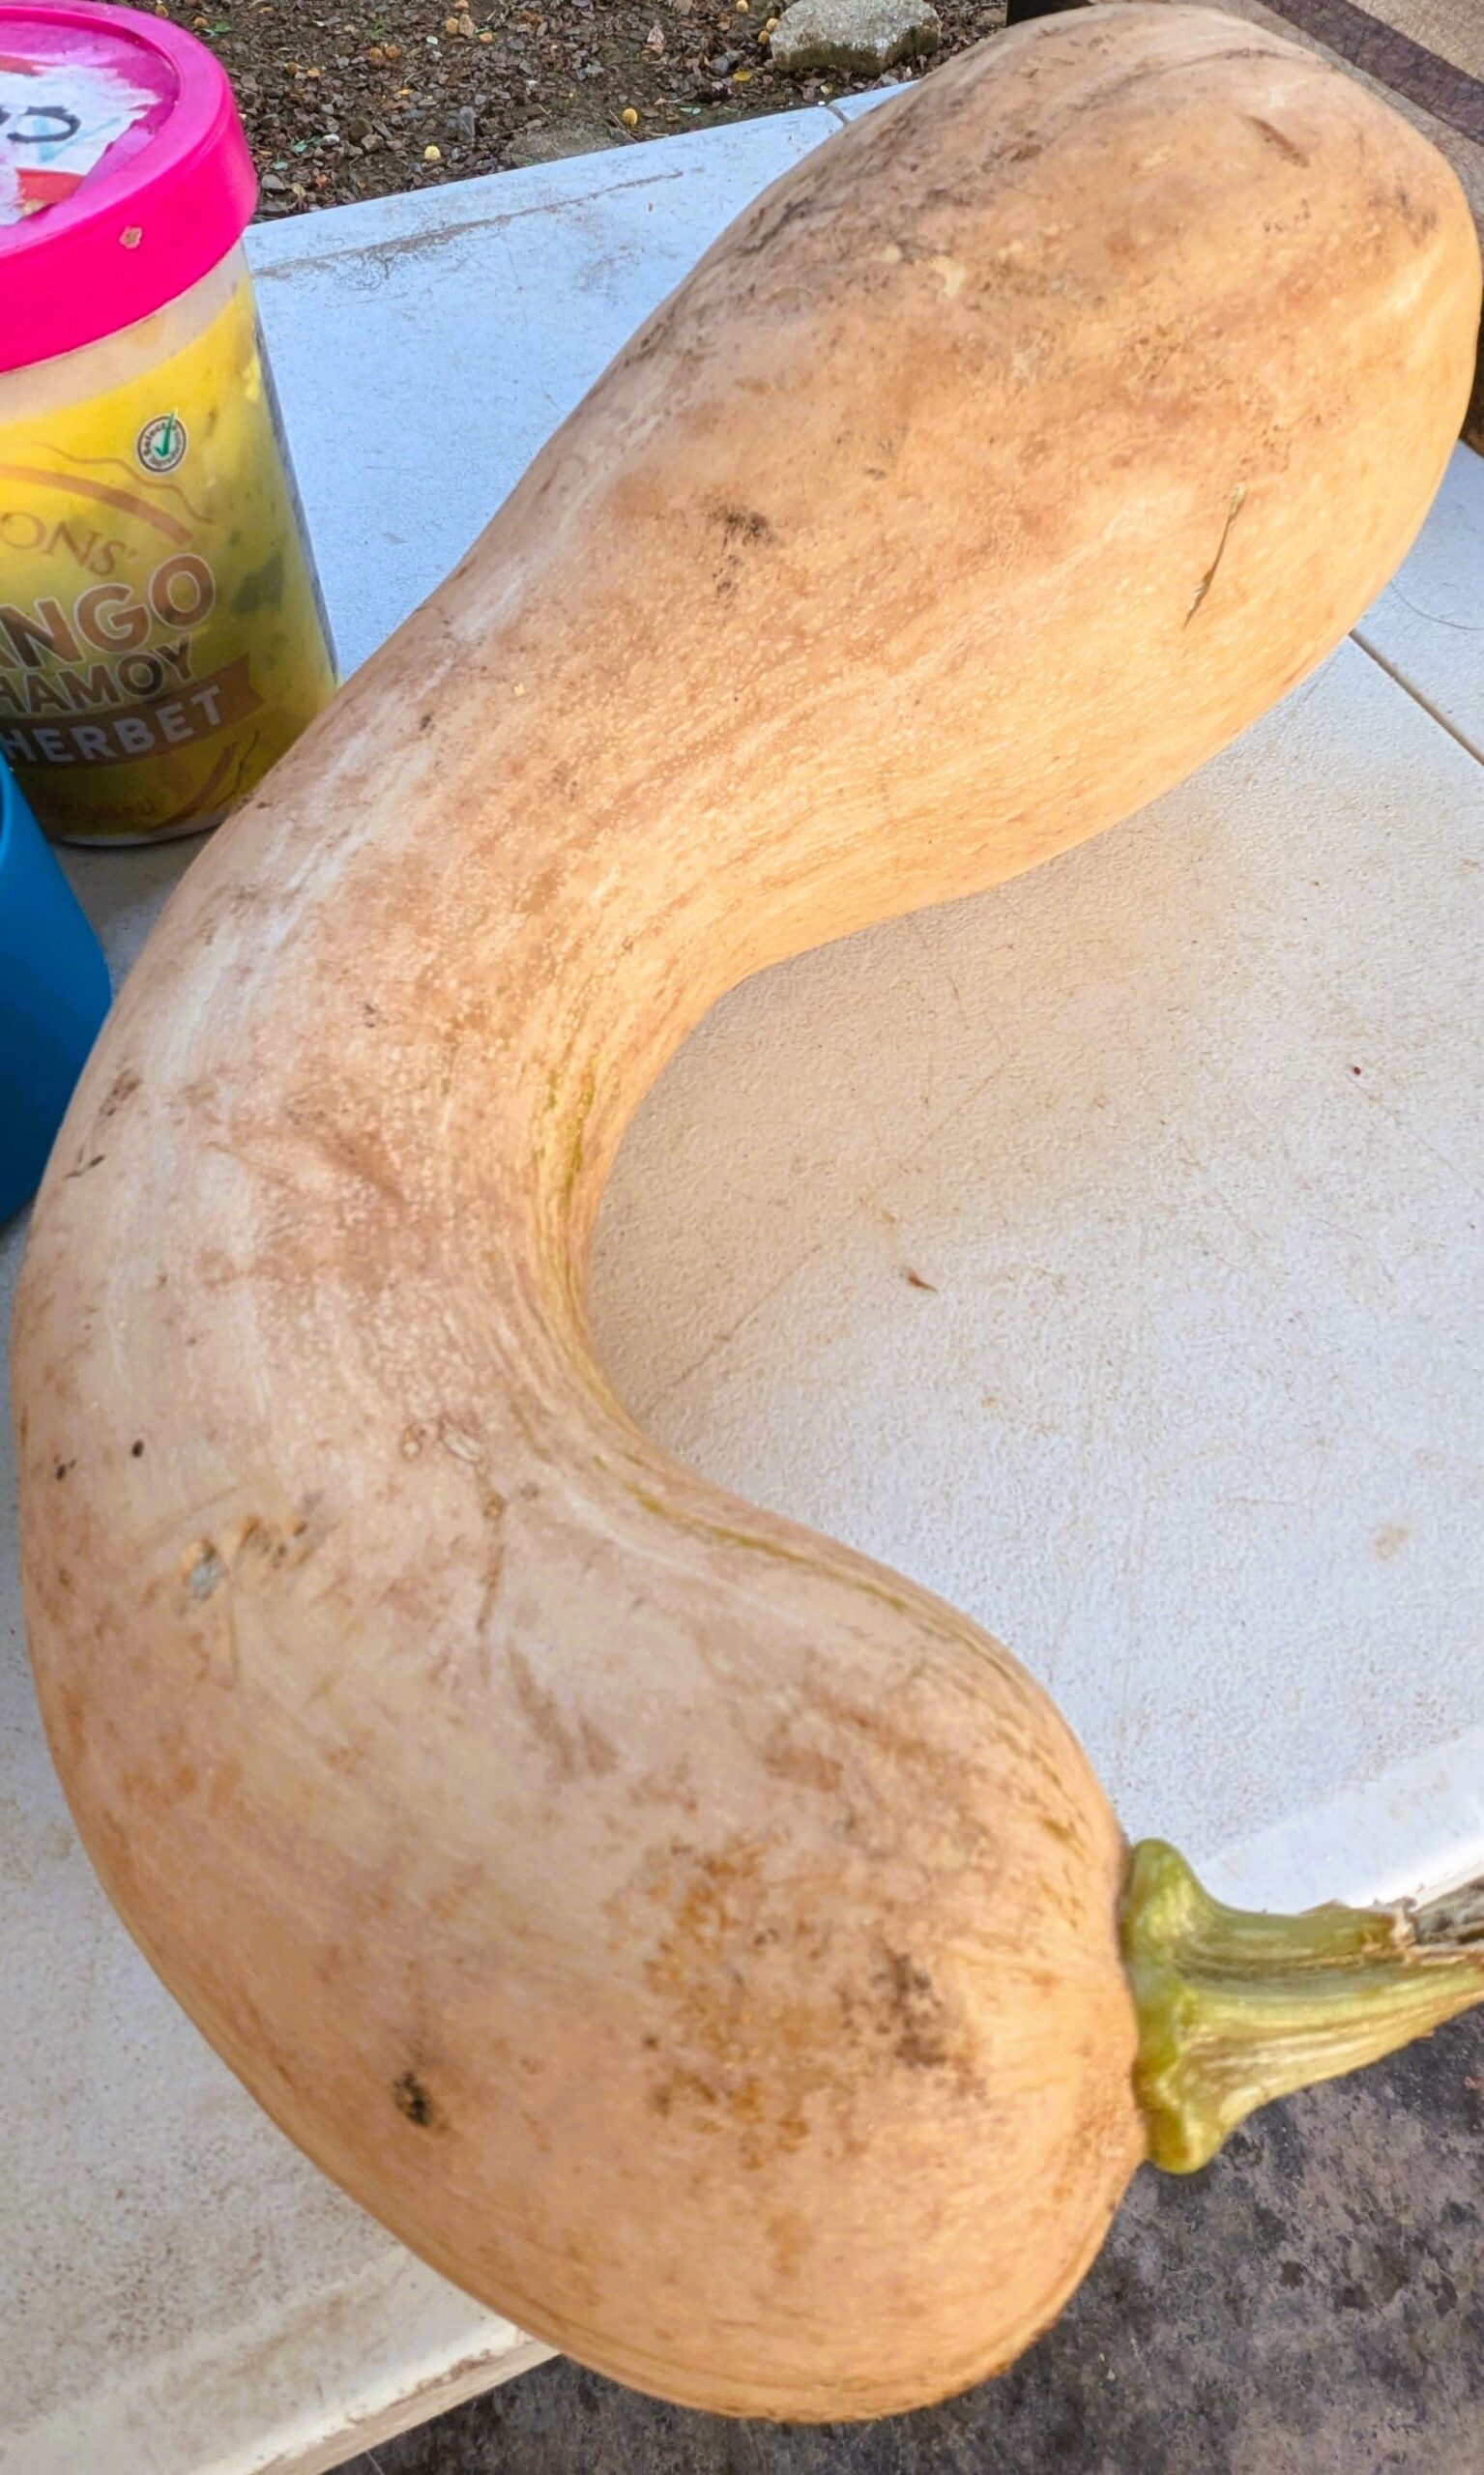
1;758;111;1224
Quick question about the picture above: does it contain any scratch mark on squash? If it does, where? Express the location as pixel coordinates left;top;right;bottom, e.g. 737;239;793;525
1185;485;1247;625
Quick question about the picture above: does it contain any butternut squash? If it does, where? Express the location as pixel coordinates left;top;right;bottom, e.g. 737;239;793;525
15;4;1484;2420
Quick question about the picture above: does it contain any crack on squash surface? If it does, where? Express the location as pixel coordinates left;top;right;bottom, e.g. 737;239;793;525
1185;484;1248;624
1248;114;1309;165
626;1485;927;1626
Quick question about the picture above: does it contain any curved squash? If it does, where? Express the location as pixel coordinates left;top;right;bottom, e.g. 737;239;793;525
15;5;1483;2420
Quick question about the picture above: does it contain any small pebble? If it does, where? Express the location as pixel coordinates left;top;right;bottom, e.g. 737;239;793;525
423;141;442;160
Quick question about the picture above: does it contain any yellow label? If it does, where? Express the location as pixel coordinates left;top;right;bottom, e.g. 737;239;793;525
0;275;336;843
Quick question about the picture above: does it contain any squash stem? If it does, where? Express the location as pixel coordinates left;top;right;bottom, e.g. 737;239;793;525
1120;1840;1484;2172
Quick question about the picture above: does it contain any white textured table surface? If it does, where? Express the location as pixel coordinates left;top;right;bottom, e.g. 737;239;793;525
4;106;1483;2475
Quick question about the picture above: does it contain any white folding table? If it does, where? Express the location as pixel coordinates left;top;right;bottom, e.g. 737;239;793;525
3;102;1481;2475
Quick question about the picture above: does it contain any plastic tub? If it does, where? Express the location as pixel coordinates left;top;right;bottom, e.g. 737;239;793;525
0;754;110;1222
0;2;335;845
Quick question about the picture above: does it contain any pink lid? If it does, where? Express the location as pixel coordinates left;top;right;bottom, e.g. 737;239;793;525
0;2;256;374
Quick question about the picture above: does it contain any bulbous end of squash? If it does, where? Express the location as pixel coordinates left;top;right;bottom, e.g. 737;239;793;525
1123;1842;1484;2172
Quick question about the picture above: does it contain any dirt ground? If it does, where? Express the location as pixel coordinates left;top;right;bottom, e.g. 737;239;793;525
139;0;1008;216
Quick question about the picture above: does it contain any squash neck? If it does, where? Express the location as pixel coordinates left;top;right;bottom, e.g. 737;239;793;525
1120;1840;1484;2171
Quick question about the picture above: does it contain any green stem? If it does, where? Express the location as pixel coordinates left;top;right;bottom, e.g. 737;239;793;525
1120;1840;1484;2173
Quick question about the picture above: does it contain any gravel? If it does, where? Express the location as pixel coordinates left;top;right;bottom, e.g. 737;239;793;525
141;0;1008;218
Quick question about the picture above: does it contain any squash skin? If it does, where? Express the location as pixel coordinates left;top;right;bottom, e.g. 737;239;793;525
13;6;1479;2420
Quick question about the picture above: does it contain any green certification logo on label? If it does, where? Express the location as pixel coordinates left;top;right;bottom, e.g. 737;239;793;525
136;413;187;475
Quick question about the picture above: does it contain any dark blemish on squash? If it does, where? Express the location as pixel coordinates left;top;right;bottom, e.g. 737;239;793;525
880;1949;950;2070
131;1440;145;1459
647;2065;728;2128
418;712;434;732
1248;115;1307;164
1351;1063;1363;1076
54;1459;73;1482
903;1267;938;1293
362;1000;383;1027
717;505;773;545
98;1068;140;1123
1392;186;1438;246
734;188;814;262
713;502;774;599
393;2069;440;2128
65;1154;105;1179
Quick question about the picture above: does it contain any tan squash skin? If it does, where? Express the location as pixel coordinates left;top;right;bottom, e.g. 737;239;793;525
14;8;1480;2420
